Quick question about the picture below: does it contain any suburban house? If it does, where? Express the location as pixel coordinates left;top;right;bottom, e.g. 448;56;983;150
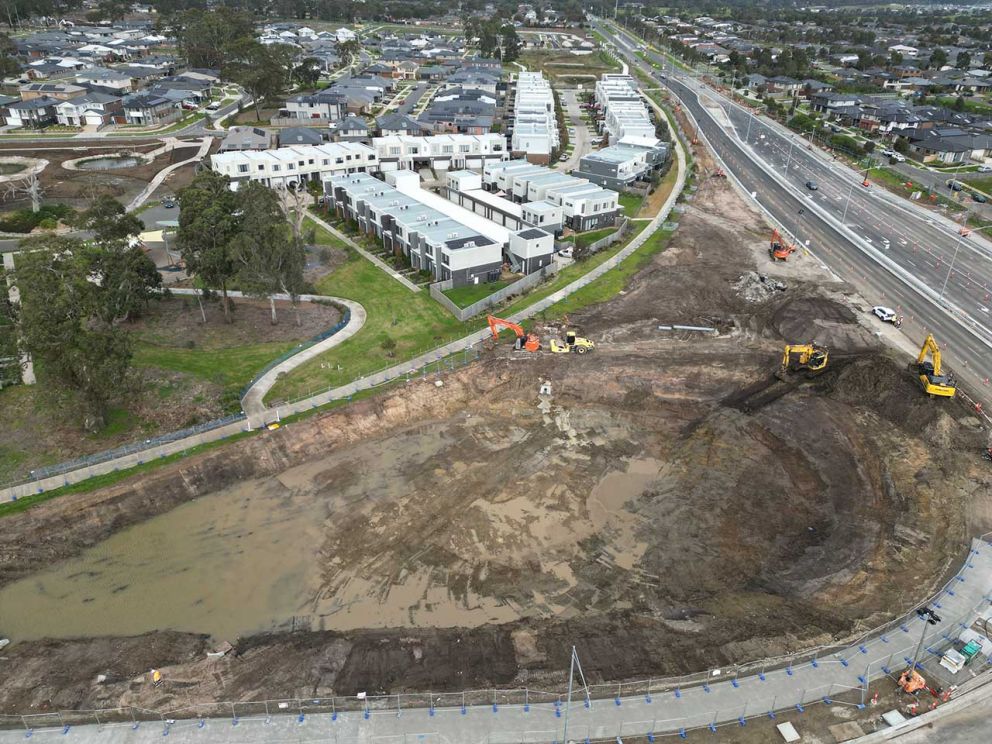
371;132;507;171
75;67;134;92
277;127;325;146
376;112;433;137
19;81;88;101
595;75;657;144
445;169;564;239
54;91;123;127
810;92;861;114
572;139;671;192
278;91;348;123
4;96;60;128
219;126;272;152
325;171;553;286
122;93;180;126
909;128;992;164
482;161;621;232
209;141;378;188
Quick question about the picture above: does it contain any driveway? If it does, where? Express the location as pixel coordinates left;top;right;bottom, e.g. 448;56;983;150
558;89;595;172
396;83;429;115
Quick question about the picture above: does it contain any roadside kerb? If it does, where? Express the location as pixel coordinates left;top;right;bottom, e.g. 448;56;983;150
661;73;992;353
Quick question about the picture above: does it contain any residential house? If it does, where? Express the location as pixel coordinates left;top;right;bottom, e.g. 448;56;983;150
512;71;558;163
75;67;133;92
122;93;180;126
4;96;59;128
376;112;432;137
277;127;325;146
279;91;348;123
54;91;123;127
810;92;861;114
331;115;370;142
572;140;670;192
19;81;87;101
219;126;272;152
210;141;378;189
371;132;506;171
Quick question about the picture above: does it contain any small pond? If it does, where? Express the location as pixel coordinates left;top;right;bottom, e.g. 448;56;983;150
76;155;143;171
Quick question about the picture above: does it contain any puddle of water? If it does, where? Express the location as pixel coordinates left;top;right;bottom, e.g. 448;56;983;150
0;426;455;643
587;457;666;570
77;156;142;170
0;477;327;642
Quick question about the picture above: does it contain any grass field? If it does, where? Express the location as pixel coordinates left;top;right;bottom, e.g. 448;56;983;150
618;192;645;217
518;50;620;84
263;219;475;403
443;279;513;308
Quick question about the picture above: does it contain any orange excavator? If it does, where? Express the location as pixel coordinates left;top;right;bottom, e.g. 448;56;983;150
487;315;540;352
769;228;796;261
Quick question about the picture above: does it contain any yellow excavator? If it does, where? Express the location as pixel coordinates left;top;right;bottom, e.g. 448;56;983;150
781;343;829;374
916;334;956;397
549;330;595;354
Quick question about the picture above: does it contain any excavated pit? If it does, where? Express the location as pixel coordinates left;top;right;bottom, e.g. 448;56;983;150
0;160;988;715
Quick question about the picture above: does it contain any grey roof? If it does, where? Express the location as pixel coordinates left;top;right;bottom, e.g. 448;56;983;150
220;126;270;151
9;96;60;110
517;228;548;240
278;127;324;145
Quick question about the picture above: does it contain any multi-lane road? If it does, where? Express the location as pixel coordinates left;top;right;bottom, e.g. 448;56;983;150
596;19;992;407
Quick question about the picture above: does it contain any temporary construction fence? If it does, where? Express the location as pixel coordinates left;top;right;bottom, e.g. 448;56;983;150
3;537;991;739
238;305;352;404
0;107;690;504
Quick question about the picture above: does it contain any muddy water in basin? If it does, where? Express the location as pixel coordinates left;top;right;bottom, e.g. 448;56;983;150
76;155;142;170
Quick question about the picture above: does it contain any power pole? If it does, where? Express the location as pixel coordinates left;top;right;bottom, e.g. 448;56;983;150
561;646;590;744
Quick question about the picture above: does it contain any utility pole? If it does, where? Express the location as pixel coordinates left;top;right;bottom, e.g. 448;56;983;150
909;606;942;672
561;646;590;744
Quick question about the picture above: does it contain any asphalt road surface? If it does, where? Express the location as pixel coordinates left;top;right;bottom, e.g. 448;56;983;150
597;19;992;409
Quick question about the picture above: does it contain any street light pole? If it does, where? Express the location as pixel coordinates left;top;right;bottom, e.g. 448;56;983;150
939;224;992;302
841;181;857;224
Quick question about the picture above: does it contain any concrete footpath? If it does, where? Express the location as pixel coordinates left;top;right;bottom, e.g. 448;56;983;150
2;539;989;743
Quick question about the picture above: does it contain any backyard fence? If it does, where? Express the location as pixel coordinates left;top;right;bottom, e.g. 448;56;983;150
430;263;561;321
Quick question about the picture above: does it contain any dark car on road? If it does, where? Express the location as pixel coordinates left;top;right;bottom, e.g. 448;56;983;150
805;180;818;191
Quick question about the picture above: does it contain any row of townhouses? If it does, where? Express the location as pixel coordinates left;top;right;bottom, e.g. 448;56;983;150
325;171;555;284
209;134;509;187
481;161;621;232
595;75;657;143
511;72;559;164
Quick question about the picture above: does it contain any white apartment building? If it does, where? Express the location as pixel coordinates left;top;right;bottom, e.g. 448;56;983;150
372;133;508;171
511;71;559;164
483;161;620;232
595;75;656;143
210;141;378;188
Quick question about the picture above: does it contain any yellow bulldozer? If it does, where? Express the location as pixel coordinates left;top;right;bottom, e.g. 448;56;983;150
916;334;956;398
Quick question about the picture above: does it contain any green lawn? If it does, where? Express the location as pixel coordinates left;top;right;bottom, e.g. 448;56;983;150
574;226;621;249
966;177;992;195
502;222;649;317
263;218;474;403
443;279;513;308
133;339;297;402
618;192;644;217
531;225;674;323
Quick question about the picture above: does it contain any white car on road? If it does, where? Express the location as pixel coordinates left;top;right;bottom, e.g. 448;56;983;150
872;306;900;325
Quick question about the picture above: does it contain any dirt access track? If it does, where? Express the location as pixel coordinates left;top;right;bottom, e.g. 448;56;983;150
1;154;991;716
